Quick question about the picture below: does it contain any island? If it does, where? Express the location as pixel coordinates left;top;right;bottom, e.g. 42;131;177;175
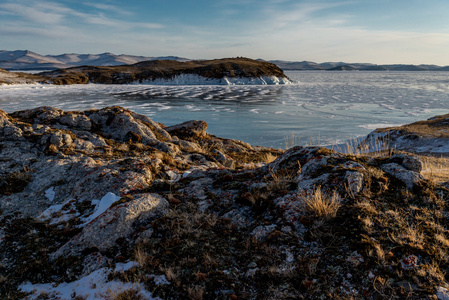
0;58;292;85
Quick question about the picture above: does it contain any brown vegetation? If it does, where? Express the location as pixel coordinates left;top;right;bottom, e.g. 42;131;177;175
41;57;288;85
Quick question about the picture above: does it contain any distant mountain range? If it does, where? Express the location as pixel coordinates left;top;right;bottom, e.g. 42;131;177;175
0;50;190;70
260;59;449;71
2;50;449;71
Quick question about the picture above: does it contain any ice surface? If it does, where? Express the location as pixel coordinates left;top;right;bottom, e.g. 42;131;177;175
1;71;449;149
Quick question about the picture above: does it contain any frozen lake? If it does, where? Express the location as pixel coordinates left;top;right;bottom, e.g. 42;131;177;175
1;71;449;149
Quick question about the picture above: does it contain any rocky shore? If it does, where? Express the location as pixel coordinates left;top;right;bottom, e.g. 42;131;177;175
1;107;449;299
0;58;291;86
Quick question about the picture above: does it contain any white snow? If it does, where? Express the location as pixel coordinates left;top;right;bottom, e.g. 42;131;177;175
114;261;139;272
81;192;121;226
19;267;156;300
151;275;171;286
45;187;55;202
39;204;64;220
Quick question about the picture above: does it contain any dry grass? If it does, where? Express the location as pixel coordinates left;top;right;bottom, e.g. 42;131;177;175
187;285;204;300
420;155;449;183
375;114;449;138
284;132;301;149
261;152;278;164
110;288;142;300
301;187;341;220
266;169;297;192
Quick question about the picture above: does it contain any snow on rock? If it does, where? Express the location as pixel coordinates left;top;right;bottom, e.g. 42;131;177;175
80;192;121;225
44;187;55;201
150;274;171;286
52;193;168;258
19;267;156;300
115;261;139;272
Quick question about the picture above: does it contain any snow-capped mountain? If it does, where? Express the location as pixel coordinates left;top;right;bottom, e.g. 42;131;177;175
0;50;190;70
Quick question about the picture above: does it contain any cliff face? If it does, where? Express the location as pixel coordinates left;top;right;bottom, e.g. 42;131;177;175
1;107;448;299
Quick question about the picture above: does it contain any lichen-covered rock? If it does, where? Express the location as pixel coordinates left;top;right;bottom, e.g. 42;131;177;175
388;153;423;173
87;107;167;145
52;193;168;258
165;120;208;139
58;113;92;130
381;163;424;190
345;171;365;195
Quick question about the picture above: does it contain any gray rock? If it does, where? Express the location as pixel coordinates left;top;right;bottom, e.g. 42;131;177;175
381;163;424;190
165;120;208;139
58;113;92;131
52;193;168;258
437;287;449;300
389;153;423;173
345;171;364;195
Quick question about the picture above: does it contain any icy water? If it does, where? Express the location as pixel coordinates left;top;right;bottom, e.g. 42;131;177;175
1;71;449;149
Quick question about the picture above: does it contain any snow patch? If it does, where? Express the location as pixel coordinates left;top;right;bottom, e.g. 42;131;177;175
45;187;55;202
115;261;139;272
81;192;121;226
19;267;156;300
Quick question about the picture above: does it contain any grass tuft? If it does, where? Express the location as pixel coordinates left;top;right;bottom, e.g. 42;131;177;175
301;187;341;220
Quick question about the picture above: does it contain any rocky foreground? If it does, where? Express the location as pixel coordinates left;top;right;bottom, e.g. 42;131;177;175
1;107;449;299
0;58;291;86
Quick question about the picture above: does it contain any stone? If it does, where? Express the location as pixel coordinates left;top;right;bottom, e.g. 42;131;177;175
165;120;208;139
58;113;92;131
345;171;364;195
52;193;168;258
436;287;449;300
381;163;424;190
389;153;423;173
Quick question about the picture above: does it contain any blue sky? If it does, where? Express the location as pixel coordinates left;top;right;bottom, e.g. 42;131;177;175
1;0;449;64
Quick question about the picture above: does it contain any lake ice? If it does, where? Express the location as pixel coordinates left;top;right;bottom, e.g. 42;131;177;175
1;71;449;149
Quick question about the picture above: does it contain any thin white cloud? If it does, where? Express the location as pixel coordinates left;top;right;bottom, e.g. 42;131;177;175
82;2;133;15
0;2;64;24
0;0;164;30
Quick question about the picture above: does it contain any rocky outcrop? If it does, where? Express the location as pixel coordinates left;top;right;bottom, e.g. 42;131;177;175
1;107;448;299
1;58;292;85
360;113;449;156
41;57;292;85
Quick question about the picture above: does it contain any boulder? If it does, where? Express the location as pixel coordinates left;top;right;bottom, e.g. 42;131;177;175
381;163;424;190
165;120;208;139
52;193;168;258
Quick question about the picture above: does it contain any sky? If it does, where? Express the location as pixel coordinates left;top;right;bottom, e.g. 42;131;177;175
1;0;449;65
